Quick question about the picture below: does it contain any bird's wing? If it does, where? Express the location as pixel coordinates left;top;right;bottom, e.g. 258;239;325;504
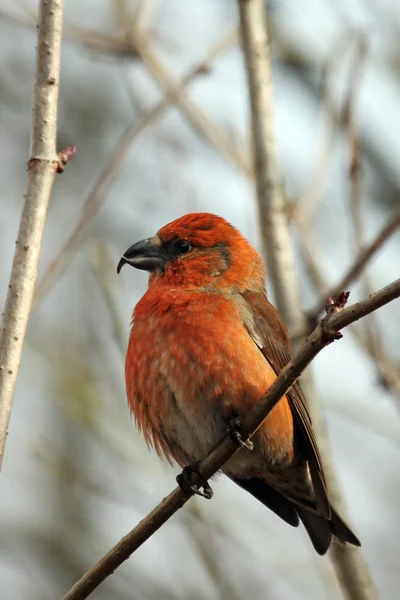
242;291;330;518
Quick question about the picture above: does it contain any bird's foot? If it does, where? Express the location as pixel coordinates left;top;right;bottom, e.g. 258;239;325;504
227;416;254;452
176;463;214;500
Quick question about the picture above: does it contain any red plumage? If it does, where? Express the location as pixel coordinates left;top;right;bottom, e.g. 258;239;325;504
120;213;360;555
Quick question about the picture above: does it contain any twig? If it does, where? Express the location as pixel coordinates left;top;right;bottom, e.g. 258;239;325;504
293;212;327;293
0;0;69;470
238;2;378;599
297;33;351;223
110;0;135;34
344;34;384;371
61;279;400;600
89;241;126;355
65;19;248;173
47;18;248;174
183;504;241;600
129;27;250;175
294;214;400;408
67;22;247;172
130;0;162;37
344;33;367;248
0;8;134;58
33;27;237;308
2;10;249;178
238;0;303;335
309;205;400;323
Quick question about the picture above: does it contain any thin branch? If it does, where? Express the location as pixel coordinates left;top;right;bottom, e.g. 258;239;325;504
33;27;237;307
0;0;69;470
338;162;400;407
130;0;162;38
109;0;135;34
292;39;400;405
2;10;248;177
89;241;126;355
297;33;351;223
238;0;303;335
344;33;367;249
345;34;384;371
183;504;241;600
61;279;400;600
58;20;248;174
293;212;328;293
238;2;378;599
309;205;400;323
294;213;400;407
0;9;135;58
65;19;248;173
129;27;250;175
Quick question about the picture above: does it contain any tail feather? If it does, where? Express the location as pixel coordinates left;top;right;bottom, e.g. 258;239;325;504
297;508;332;555
330;507;361;548
298;506;361;555
233;477;361;555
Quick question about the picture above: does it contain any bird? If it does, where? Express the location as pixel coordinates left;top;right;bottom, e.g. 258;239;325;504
117;212;361;555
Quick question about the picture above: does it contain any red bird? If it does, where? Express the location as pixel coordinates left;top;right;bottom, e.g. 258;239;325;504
118;213;360;555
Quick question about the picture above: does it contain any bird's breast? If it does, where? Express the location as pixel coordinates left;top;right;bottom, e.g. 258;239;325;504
126;290;294;466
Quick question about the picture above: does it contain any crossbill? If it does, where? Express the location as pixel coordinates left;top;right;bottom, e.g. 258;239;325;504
117;212;360;555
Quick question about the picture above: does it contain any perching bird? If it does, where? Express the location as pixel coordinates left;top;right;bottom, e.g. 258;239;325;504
117;212;360;555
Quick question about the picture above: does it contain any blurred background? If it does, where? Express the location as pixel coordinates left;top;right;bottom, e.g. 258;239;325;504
1;1;400;599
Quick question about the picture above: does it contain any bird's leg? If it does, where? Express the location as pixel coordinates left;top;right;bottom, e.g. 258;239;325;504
227;415;254;452
176;462;214;500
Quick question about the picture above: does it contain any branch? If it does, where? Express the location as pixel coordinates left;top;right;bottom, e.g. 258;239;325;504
238;2;378;599
61;279;400;600
293;212;400;408
130;27;251;176
344;34;384;374
297;33;350;223
238;0;303;335
45;18;250;175
309;205;400;323
0;0;71;470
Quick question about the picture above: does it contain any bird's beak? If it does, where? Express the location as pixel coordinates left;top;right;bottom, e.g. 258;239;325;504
117;237;166;274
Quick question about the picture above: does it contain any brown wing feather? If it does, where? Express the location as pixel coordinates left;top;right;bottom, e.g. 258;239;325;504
242;291;330;518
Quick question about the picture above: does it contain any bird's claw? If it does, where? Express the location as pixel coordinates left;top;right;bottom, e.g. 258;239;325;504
176;463;214;500
227;416;254;452
190;480;214;500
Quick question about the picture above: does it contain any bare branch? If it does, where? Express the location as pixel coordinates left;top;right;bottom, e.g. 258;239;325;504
297;33;350;222
130;27;250;175
61;279;400;600
238;0;303;335
6;11;249;177
310;205;400;323
89;242;126;355
344;34;384;372
59;20;248;173
344;33;367;248
294;212;400;407
0;0;67;470
238;2;378;599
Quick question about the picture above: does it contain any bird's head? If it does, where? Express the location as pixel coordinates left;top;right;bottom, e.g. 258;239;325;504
117;213;265;292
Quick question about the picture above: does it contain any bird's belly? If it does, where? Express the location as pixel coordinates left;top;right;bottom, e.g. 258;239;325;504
161;389;227;466
161;385;294;472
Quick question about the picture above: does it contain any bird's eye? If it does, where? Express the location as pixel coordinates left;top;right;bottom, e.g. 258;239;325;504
176;240;191;254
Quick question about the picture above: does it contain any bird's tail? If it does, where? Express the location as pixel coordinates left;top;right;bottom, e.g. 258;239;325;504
233;476;361;555
297;506;361;555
